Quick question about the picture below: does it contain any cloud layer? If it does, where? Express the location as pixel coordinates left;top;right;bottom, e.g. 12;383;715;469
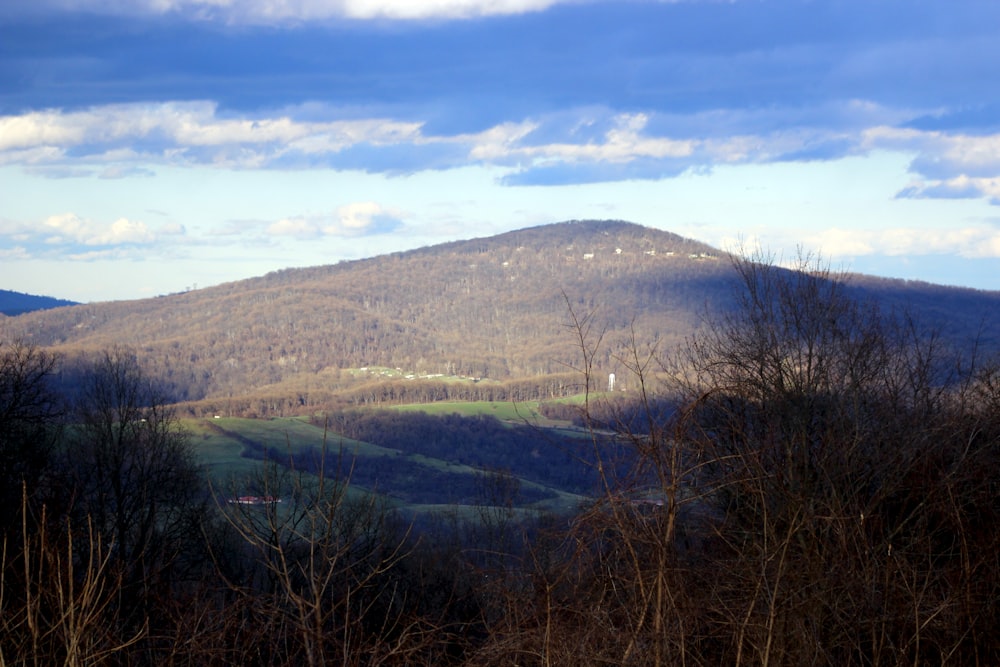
2;0;999;298
4;101;1000;210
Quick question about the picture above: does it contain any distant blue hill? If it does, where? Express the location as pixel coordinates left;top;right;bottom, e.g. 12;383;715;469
0;289;78;316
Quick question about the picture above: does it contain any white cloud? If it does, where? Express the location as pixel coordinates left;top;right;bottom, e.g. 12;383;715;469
0;114;84;152
466;113;696;166
5;102;1000;207
6;0;572;22
42;213;158;245
2;104;704;173
266;202;403;239
936;134;1000;175
864;126;1000;194
3;212;183;251
467;122;540;162
340;0;566;20
42;213;90;244
287;119;423;154
103;218;158;245
801;228;875;257
267;217;322;239
804;225;1000;259
332;201;395;233
0;103;424;168
896;175;1000;202
523;113;695;164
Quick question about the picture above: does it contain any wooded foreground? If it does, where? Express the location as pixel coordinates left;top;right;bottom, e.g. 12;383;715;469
2;254;1000;665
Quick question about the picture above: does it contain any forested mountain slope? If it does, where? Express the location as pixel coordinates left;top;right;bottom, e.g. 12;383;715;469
0;289;78;316
5;220;998;414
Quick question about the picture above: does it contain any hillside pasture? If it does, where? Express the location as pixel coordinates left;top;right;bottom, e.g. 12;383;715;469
184;414;593;513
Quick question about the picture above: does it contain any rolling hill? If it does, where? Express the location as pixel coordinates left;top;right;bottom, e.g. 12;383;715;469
0;289;78;316
4;220;999;416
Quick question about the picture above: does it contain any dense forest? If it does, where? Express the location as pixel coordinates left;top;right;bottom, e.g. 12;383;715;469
6;220;998;418
3;246;1000;665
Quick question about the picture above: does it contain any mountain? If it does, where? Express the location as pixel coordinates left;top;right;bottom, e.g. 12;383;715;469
0;289;78;316
5;220;999;416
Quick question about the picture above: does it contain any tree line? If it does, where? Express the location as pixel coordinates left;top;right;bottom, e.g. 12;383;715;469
176;372;585;419
3;250;1000;665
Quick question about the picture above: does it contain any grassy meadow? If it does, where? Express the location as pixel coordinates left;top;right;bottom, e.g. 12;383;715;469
184;404;592;515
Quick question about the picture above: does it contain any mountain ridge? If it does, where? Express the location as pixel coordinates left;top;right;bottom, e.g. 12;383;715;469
4;220;998;415
0;289;79;316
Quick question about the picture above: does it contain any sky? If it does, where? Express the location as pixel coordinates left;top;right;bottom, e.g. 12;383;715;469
2;0;1000;303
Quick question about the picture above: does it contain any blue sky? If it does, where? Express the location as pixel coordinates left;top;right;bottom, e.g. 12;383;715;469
2;0;1000;302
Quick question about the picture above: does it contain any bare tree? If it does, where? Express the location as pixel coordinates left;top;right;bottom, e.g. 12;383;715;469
664;252;1000;665
0;486;145;667
63;345;206;633
470;304;710;666
0;338;62;533
476;252;1000;666
214;443;442;666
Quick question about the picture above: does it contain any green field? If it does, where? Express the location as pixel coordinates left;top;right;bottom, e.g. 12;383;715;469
391;399;541;421
184;410;593;515
389;397;595;431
